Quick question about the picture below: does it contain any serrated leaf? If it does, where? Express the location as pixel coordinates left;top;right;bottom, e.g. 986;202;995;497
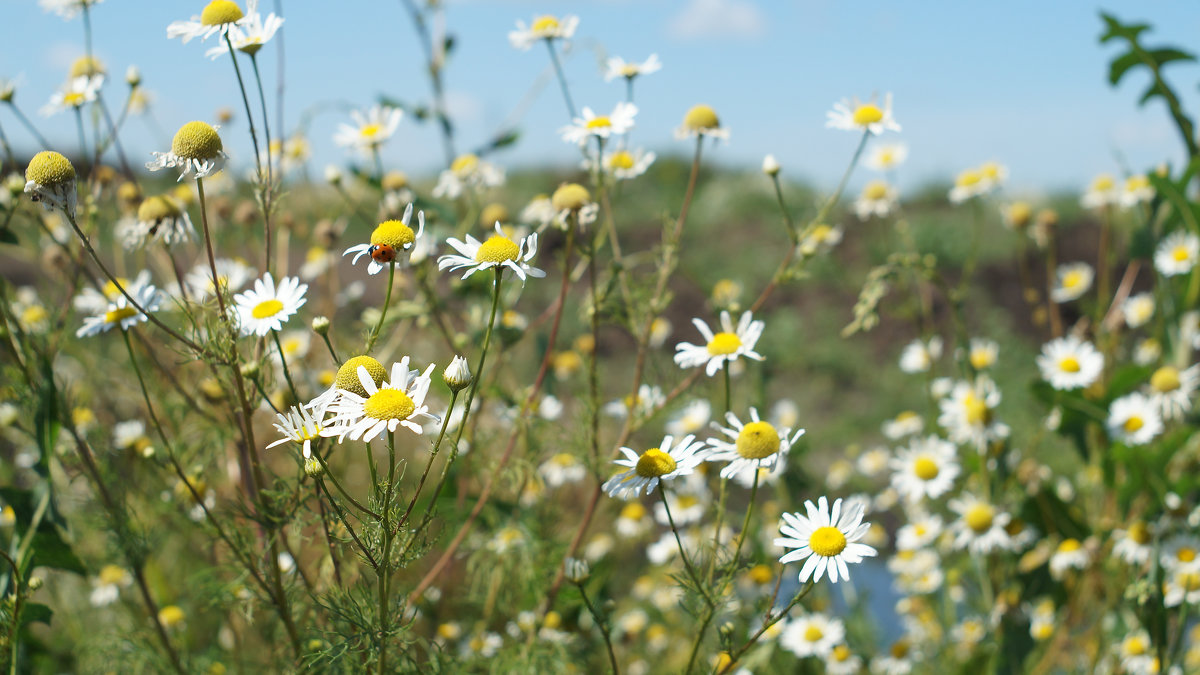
1108;51;1142;85
1148;48;1196;67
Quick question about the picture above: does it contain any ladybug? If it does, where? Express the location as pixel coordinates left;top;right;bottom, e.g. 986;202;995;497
368;244;397;264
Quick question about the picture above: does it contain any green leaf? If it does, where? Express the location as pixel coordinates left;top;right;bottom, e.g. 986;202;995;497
1099;13;1150;44
0;228;17;245
30;526;87;574
1108;51;1142;85
20;602;53;628
32;357;59;479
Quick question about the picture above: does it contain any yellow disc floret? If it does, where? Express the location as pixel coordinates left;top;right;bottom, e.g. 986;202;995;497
451;153;479;176
104;306;139;324
913;456;940;481
370;220;415;249
251;299;283;319
683;104;720;131
619;502;646;521
809;526;848;557
1124;416;1145;433
137;195;183;223
69;56;105;79
863;181;890;200
634;448;677;478
1151;366;1180;393
736;421;781;460
25;151;76;186
852;103;884;126
965;503;994;533
172;121;224;161
1057;538;1081;553
804;625;824;642
585;116;612;129
531;15;560;34
609;151;636;170
1058;356;1081;373
552;183;591;211
475;235;520;263
480;203;509;227
363;388;415;421
707;332;742;356
201;0;244;26
334;355;388;395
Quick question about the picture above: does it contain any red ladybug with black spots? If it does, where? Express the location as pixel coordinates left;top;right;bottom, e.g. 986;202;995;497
368;244;397;264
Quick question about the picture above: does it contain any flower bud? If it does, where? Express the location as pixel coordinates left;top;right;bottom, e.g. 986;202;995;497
312;316;331;336
26;576;43;591
239;360;260;378
443;355;472;392
324;165;343;186
125;65;142;88
564;557;590;584
304;456;324;478
762;154;780;176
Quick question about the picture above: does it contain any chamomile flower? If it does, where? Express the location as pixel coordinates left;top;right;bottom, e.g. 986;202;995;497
266;405;322;458
775;496;877;584
120;194;195;249
978;161;1008;191
74;271;154;314
605;54;662;81
89;564;131;607
333;105;402;155
1050;262;1093;303
1123;292;1156;329
948;494;1012;554
1113;521;1154;565
24;151;77;218
438;222;545;285
673;310;765;376
342;203;424;275
866;143;908;171
183;257;253;300
40;75;102;116
948;167;988;203
560;103;637;145
1049;538;1089;579
854;180;898;219
1036;335;1104;390
615;501;652;537
705;408;804;481
40;0;103;20
1154;231;1199;277
147;121;227;181
653;491;705;526
825;644;863;675
203;2;283;58
882;411;924;440
675;104;729;140
1107;392;1163;446
1001;201;1034;230
520;194;557;229
1080;173;1120;209
595;148;656;180
321;357;438;441
966;338;999;371
665;399;712;436
895;514;944;551
1161;535;1200;572
538;453;587;488
799;223;843;257
1164;569;1200;607
167;0;249;43
937;376;1009;450
826;93;900;135
1146;364;1200;420
77;282;162;337
1121;174;1155;208
432;154;506;199
601;434;707;499
307;355;389;417
780;613;844;658
1117;631;1157;674
508;14;579;50
889;435;960;502
231;272;307;337
603;384;665;419
898;337;942;373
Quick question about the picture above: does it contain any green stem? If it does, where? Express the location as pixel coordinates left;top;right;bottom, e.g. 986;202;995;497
450;268;503;454
366;262;395;352
224;34;264;183
248;54;275;275
722;360;731;414
544;39;577;119
719;580;816;674
271;329;301;403
658;489;712;606
321;332;342;366
314;453;380;518
5;102;50;149
378;429;397;674
577;582;620;674
396;390;459;532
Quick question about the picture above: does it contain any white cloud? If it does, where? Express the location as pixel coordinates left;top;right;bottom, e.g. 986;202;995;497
666;0;766;41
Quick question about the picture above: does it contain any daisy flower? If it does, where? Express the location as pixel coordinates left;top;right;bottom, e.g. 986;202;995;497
40;0;103;20
780;613;844;658
1123;292;1155;329
653;491;705;526
603;384;665;419
948;494;1012;554
615;501;651;537
1048;538;1089;579
307;354;389;416
321;357;438;441
40;75;102;117
1147;364;1200;420
605;54;662;81
825;644;864;675
167;0;249;43
1121;174;1154;208
595;148;656;181
23;151;77;218
203;2;283;58
1164;568;1200;607
1107;392;1163;446
799;223;843;257
854;180;898;219
937;376;1009;450
898;336;942;374
520;194;557;229
1113;521;1154;565
866;143;908;171
826;93;900;135
775;496;877;584
1154;230;1199;277
704;408;804;481
1116;631;1157;674
231;272;307;337
1001;201;1034;230
147;121;227;181
89;564;131;607
333;105;402;155
538;453;587;488
601;434;707;499
437;222;545;285
342;203;424;275
673;310;765;376
966;338;999;371
560;103;637;146
1050;262;1093;303
888;435;961;502
948;167;989;203
508;14;579;50
895;513;944;551
182;257;253;300
120;194;195;249
432;153;506;199
882;410;924;440
77;282;162;337
665;399;712;437
1080;173;1120;209
978;161;1008;191
675;104;729;141
266;405;322;458
1161;534;1200;572
1036;335;1104;390
74;271;154;315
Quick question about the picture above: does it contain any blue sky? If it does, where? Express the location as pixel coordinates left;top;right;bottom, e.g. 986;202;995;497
6;0;1200;194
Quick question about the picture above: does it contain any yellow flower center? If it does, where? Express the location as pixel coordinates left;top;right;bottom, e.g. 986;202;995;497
363;388;415;421
965;503;994;533
1093;174;1114;192
96;565;126;586
475;235;521;264
543;611;562;629
585;116;612;129
970;348;994;370
451;153;479;175
1129;521;1151;544
1173;246;1192;263
619;502;646;520
551;183;591;211
852;103;884;126
1058;356;1081;373
956;170;982;188
863;181;890;200
104;306;139;324
171;121;224;161
609;151;636;170
25;151;76;186
683;104;720;131
1123;416;1144;433
735;421;781;459
890;640;910;658
1063;270;1085;290
1126;636;1147;656
1151;366;1181;393
158;605;186;627
1178;547;1197;563
1058;538;1081;553
747;564;772;585
251;299;283;319
804;625;824;642
20;305;47;326
913;456;940;481
370;220;415;249
809;526;848;557
981;162;1002;179
137;195;183;223
531;15;560;33
707;332;742;356
102;279;129;300
1126;175;1149;192
334;355;388;396
1180;572;1200;591
63;91;87;107
963;392;990;426
1008;202;1033;227
809;224;834;242
621;64;640;77
634;448;677;478
201;0;244;26
69;56;105;78
359;123;382;139
832;645;852;662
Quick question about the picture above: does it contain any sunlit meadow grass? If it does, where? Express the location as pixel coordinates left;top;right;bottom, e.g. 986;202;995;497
1;2;1199;674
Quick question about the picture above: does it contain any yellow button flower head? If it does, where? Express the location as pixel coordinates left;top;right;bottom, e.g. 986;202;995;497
826;93;900;135
551;183;590;212
674;310;765;376
321;357;440;442
343;203;425;275
126;194;195;248
168;0;247;43
439;223;545;285
23;151;78;217
147;121;228;181
69;55;105;78
676;104;730;140
603;54;662;82
202;2;283;59
509;14;579;50
41;76;103;117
